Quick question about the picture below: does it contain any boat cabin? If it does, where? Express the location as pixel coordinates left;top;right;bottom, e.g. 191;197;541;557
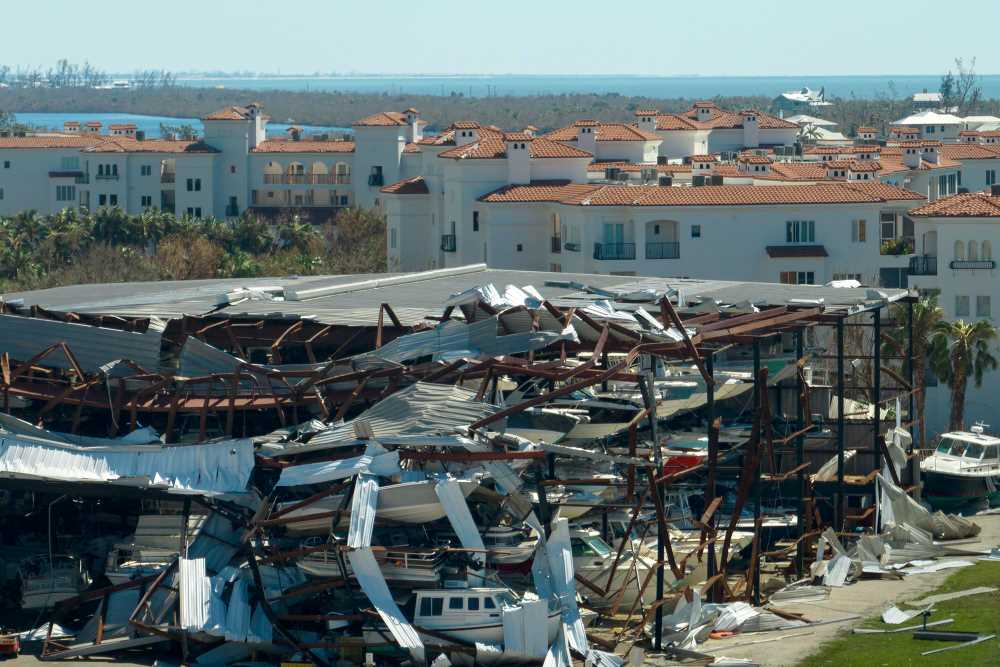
414;588;516;625
932;430;1000;466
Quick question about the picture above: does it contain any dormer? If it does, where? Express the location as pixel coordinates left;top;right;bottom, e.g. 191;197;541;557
901;141;922;169
84;121;102;135
981;132;1000;145
693;101;716;122
504;132;532;184
453;121;479;146
825;161;848;179
63;121;80;134
737;154;771;174
857;126;877;141
854;147;879;161
635;108;659;135
922;141;940;165
688;154;716;177
574;120;599;155
960;131;980;143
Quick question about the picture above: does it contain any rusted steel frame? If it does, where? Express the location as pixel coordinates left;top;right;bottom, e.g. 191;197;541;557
603;486;648;594
269;320;305;365
761;462;812;482
701;308;823;341
312;365;402;390
697;306;789;333
743;515;763;602
475;367;495;401
246;539;330;667
332;377;369;422
701;416;721;557
762;364;777;475
423;359;468;383
1;352;9;411
7;343;71;381
375;304;386;349
718;369;768;576
328;327;366;361
276;575;348;599
398;450;546;462
303;325;333;363
648;467;683;580
660;296;713;387
36;376;101;420
380;302;403;329
128;558;178;628
130;378;169;431
469;334;636;430
574;572;607;597
193;318;231;337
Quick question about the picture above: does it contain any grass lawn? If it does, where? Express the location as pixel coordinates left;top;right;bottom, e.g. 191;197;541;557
797;561;1000;666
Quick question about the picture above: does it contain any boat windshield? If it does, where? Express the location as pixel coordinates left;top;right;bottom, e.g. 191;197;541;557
584;536;612;557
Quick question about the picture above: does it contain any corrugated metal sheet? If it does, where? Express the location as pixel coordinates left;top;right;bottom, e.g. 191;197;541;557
436;477;486;582
348;547;424;659
545;518;588;654
502;593;549;659
187;512;242;573
0;313;164;372
275;455;373;488
543;624;572;667
347;473;378;549
223;577;252;642
295;383;499;454
179;557;211;632
0;413;160;445
0;435;254;496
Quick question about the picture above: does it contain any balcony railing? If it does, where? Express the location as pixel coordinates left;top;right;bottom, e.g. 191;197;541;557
160;173;175;184
262;173;348;185
441;234;457;252
908;255;938;276
645;241;680;259
550;236;562;253
95;173;119;181
950;259;996;270
564;242;580;252
593;242;636;261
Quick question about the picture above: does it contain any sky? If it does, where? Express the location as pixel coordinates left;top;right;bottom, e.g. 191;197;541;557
4;0;999;76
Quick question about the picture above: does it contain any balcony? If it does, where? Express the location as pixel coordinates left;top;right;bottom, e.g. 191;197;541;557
550;236;562;254
75;174;89;185
263;173;345;185
908;255;938;275
593;242;636;261
950;259;996;270
160;173;175;184
880;236;914;256
95;172;119;181
646;241;680;259
440;234;457;252
564;242;580;252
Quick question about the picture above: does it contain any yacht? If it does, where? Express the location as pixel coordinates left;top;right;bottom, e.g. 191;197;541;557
299;541;445;587
410;587;561;645
19;555;90;610
105;514;205;584
921;425;1000;510
482;526;538;570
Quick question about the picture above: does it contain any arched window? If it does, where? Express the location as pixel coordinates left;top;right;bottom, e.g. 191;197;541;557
968;241;978;261
335;162;351;184
982;240;992;260
954;240;965;260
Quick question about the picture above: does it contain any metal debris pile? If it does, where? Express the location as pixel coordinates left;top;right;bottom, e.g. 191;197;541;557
0;269;983;665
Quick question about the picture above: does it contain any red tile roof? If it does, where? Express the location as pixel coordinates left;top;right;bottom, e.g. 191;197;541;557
452;121;480;130
825;159;881;172
85;138;219;154
940;143;1000;160
857;127;877;133
502;131;534;142
634;108;660;116
353;111;409;127
737;154;772;165
653;104;797;131
586;161;691;174
687;154;718;162
479;181;923;206
438;127;591;160
251;139;355;153
108;123;137;130
203;106;255;121
0;135;103;149
909;192;1000;217
380;176;430;195
544;122;660;142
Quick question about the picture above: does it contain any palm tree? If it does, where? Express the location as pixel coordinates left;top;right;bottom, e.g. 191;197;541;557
883;297;944;448
931;319;999;431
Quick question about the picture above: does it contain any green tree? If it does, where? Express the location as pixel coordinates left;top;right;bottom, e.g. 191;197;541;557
883;297;944;448
931;319;998;431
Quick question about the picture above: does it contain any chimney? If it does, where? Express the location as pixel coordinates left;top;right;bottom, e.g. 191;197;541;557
693;101;716;122
689;155;715;177
901;142;922;169
922;141;940;165
960;131;979;143
246;102;265;149
404;108;422;142
505;132;532;184
575;120;599;155
741;110;760;149
857;127;877;142
635;109;659;136
453;122;479;146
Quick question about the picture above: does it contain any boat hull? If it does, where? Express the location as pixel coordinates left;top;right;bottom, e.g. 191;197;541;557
921;469;1000;509
415;609;561;645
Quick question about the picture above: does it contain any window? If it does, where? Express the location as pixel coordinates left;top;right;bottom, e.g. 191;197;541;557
473;211;480;232
938;174;948;195
141;195;152;207
55;185;75;201
549;263;562;272
779;271;815;285
832;273;863;282
419;597;444;617
852;219;867;242
98;194;107;206
956;295;970;317
109;194;118;206
879;267;907;288
691;224;701;238
186;178;201;192
0;188;3;200
977;295;991;318
785;220;815;243
483;597;496;610
389;228;397;249
926;125;935;134
140;165;152;176
954;240;965;260
987;170;996;186
449;597;464;610
654;224;660;235
339;195;349;206
230;165;236;174
3;161;9;169
571;538;599;557
186;207;202;217
468;598;480;611
983;241;992;260
516;243;523;252
880;212;896;241
968;241;979;261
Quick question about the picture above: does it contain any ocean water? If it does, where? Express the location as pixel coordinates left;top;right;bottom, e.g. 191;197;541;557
170;74;1000;99
14;112;350;138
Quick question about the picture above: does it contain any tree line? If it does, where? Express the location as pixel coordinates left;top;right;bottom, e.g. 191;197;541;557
0;207;386;293
0;59;176;89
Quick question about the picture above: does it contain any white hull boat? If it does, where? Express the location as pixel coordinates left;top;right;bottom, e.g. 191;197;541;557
411;588;561;645
19;555;90;610
299;546;443;587
278;479;478;534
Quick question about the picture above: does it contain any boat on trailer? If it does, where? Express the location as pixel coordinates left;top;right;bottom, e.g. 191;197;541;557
921;424;1000;510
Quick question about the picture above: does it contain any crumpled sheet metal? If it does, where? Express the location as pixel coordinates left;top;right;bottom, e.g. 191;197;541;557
545;518;588;655
347;473;379;549
348;548;424;661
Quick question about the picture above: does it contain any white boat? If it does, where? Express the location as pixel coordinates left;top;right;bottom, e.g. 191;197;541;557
411;587;561;645
483;526;537;567
921;425;1000;510
298;540;444;587
19;555;90;610
277;479;478;534
569;528;656;610
105;514;205;584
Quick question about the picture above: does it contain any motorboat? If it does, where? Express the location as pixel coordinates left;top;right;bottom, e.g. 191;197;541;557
298;540;444;587
506;406;584;443
921;425;1000;510
482;526;537;569
569;528;657;609
410;587;561;645
19;555;90;610
276;479;478;534
105;514;205;584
